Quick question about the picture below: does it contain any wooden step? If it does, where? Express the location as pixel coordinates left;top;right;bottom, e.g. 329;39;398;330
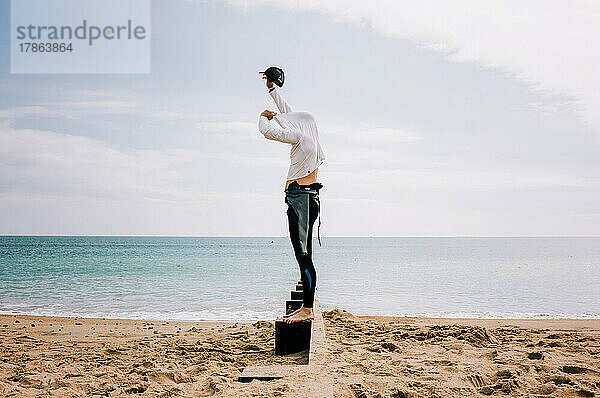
286;299;303;315
238;365;284;382
236;298;333;396
275;318;311;355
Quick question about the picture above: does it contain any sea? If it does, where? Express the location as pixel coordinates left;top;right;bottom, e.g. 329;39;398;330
1;236;599;321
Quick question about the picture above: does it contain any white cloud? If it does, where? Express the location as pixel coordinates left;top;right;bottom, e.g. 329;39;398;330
0;100;141;120
0;122;283;202
1;119;598;235
323;124;421;146
0;106;60;119
0;121;190;200
196;120;261;142
57;100;141;114
196;119;422;148
326;168;598;193
226;0;600;130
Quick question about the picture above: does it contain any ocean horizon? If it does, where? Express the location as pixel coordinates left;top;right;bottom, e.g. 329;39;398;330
1;236;599;321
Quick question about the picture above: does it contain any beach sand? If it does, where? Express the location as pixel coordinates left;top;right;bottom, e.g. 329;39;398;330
0;314;305;397
1;311;599;397
325;310;600;397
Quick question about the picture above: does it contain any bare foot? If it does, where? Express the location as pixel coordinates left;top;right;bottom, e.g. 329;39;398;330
284;307;314;324
283;306;303;318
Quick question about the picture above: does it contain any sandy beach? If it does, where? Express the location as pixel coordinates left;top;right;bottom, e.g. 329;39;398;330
1;311;599;397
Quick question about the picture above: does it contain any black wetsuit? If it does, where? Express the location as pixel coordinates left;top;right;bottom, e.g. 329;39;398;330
285;181;322;309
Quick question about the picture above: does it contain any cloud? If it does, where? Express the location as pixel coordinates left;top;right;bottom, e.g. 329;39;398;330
196;119;422;149
326;168;599;192
0;121;190;200
196;120;261;142
0;121;284;202
225;0;600;130
323;124;421;146
0;100;141;120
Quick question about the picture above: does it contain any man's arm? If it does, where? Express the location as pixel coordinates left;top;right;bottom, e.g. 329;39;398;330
264;76;292;113
258;111;300;144
268;86;292;114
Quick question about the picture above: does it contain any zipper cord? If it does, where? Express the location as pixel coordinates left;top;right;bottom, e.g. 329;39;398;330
317;213;322;247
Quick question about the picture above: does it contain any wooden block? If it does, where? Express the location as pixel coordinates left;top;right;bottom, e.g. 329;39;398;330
275;318;312;355
238;298;333;397
291;290;303;300
238;365;284;382
296;283;303;291
286;299;303;315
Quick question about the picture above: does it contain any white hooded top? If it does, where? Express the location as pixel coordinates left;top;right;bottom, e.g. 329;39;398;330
258;87;326;181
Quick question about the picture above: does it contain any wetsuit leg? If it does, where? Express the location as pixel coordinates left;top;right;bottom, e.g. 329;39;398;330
303;194;320;308
286;195;319;309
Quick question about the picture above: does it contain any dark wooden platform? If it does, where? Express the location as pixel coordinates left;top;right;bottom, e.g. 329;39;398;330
275;318;311;355
238;366;284;382
237;297;333;397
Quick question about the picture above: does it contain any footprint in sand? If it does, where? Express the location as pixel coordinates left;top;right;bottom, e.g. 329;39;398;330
560;365;596;375
148;370;193;384
467;373;486;388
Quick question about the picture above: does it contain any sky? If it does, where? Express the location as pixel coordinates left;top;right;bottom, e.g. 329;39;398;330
0;0;599;236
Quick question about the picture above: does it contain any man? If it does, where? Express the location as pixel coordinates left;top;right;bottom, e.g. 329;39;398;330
258;67;325;323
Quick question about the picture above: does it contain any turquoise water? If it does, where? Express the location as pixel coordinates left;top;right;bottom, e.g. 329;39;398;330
1;236;599;321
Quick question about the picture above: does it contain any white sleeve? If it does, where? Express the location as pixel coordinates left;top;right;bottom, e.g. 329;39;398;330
269;87;292;113
258;116;301;144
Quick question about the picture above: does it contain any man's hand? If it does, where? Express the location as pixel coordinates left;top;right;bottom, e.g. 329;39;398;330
261;110;277;120
262;73;274;89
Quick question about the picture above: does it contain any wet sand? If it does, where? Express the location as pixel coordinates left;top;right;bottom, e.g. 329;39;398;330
1;311;599;397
